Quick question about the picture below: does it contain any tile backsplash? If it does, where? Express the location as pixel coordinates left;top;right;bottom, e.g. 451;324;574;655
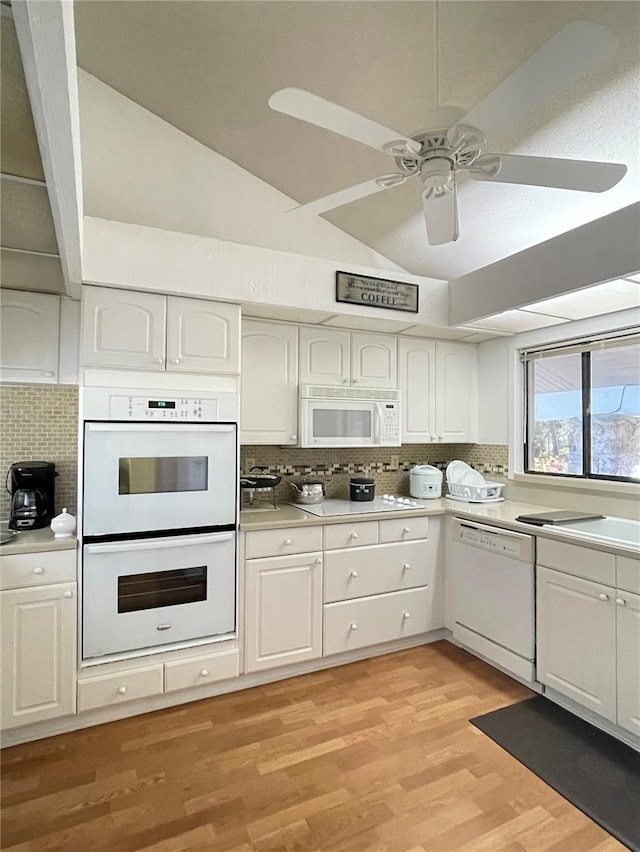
240;443;508;505
0;384;79;522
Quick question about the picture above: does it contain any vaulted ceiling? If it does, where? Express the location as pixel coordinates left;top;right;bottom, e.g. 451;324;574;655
73;0;640;282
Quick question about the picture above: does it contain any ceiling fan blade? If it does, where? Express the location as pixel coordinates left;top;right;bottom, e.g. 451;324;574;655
269;88;421;156
471;154;627;192
422;179;459;246
449;21;617;145
287;174;407;216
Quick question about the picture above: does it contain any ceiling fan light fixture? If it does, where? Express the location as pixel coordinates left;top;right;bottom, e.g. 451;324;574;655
420;156;453;191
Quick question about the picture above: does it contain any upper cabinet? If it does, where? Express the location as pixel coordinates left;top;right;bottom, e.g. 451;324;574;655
0;290;60;383
80;286;240;375
299;327;397;389
241;320;298;445
399;338;477;443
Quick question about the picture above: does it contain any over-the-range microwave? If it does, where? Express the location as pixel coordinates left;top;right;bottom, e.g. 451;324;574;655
299;385;401;448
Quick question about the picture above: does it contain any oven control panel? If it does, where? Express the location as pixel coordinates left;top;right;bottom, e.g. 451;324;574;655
110;395;219;420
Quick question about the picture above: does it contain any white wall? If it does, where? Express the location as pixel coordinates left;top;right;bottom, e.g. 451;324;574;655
477;337;509;444
78;70;405;273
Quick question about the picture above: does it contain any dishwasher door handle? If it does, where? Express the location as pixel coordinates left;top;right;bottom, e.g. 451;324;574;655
455;519;533;542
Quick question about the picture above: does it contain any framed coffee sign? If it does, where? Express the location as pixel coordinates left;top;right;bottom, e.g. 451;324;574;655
335;271;419;313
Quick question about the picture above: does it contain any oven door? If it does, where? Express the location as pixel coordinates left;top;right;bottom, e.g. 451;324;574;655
83;422;237;536
300;399;379;447
82;531;236;659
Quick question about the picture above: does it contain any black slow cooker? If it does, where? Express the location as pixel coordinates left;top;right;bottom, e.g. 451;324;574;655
350;477;375;502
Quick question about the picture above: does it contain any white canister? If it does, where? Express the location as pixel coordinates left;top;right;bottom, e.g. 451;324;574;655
50;508;76;538
409;465;443;499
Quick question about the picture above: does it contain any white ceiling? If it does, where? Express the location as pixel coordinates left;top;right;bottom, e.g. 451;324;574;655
73;0;640;283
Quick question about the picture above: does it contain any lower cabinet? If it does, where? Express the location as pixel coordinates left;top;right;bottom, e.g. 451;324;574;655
616;589;640;737
0;582;77;729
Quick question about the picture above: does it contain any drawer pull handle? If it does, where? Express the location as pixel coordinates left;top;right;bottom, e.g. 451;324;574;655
350;623;359;630
284;538;292;546
200;669;209;677
156;624;172;631
62;590;73;598
350;570;359;578
350;532;359;539
402;563;411;570
403;611;411;619
402;527;410;534
117;686;127;695
616;598;627;607
598;593;609;602
33;567;44;575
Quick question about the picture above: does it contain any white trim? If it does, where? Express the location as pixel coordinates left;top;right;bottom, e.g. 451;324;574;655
1;172;47;187
513;472;640;497
2;245;60;259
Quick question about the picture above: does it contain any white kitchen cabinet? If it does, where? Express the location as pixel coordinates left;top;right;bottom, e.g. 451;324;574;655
0;289;60;383
299;326;397;389
241;319;298;444
244;549;323;673
536;565;616;723
1;548;77;731
616;589;640;737
80;286;240;374
398;338;477;443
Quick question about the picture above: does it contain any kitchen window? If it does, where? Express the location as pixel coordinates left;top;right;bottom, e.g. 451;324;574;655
523;334;640;482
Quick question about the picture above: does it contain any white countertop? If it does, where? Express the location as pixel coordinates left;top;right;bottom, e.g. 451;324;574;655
0;527;77;556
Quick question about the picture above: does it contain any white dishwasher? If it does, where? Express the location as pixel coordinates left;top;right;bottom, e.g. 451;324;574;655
448;518;537;685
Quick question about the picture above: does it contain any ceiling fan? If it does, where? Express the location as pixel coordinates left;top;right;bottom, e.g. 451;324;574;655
268;20;627;246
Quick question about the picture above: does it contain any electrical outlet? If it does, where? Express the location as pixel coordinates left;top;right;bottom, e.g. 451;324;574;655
390;454;399;469
245;457;256;472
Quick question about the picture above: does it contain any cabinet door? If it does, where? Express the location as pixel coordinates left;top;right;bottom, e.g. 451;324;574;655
350;333;398;388
245;552;323;672
0;290;59;383
398;338;436;443
166;297;240;374
241;320;298;444
1;583;76;729
299;326;350;386
616;589;640;737
435;341;477;442
537;566;616;722
81;286;167;370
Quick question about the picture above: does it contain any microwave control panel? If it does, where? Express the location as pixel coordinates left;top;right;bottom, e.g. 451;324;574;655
109;395;219;420
380;401;400;445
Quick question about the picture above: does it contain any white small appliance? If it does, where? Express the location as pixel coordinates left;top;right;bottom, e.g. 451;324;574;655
409;465;443;499
299;385;401;448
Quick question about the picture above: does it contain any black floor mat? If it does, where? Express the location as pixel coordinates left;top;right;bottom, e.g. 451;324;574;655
470;696;640;851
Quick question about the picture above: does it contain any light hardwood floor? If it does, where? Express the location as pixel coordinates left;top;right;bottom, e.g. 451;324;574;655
0;642;625;851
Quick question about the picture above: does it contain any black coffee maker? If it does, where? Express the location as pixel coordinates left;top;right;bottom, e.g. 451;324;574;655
7;461;58;530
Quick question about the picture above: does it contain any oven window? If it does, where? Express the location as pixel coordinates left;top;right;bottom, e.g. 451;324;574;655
313;409;372;438
118;456;208;494
117;566;207;613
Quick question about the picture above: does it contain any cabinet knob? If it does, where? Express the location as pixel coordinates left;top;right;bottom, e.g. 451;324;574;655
170;358;181;365
153;356;164;364
315;557;322;565
403;611;411;619
431;435;438;442
44;371;55;378
199;669;209;677
402;563;411;571
284;538;292;546
62;590;73;598
350;623;359;630
33;567;44;575
290;435;297;441
350;532;359;539
438;434;444;441
342;378;349;384
598;593;609;602
616;598;627;606
350;570;359;578
117;686;127;695
352;379;359;384
402;527;410;535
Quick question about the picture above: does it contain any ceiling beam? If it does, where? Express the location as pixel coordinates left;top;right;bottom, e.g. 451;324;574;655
449;202;640;326
11;0;83;299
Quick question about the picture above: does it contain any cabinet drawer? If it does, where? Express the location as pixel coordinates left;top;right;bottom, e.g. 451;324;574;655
323;587;431;656
324;521;378;550
78;665;164;712
245;526;322;559
0;548;76;590
324;541;431;603
537;538;616;585
164;649;240;693
617;556;640;595
379;515;430;543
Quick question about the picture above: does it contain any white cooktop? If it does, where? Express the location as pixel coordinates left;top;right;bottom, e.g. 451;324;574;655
290;497;433;517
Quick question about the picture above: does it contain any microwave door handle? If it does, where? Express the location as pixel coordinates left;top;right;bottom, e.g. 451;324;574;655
374;404;382;444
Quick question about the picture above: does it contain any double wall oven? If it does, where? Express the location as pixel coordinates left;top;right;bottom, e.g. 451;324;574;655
81;386;239;661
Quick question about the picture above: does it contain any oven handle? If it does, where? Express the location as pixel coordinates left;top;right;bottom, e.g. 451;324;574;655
85;423;235;433
85;532;234;554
